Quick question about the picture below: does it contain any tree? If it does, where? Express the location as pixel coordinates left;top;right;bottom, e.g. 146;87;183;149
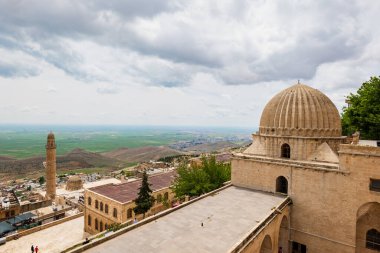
133;171;155;218
171;156;231;199
341;76;380;139
39;176;45;185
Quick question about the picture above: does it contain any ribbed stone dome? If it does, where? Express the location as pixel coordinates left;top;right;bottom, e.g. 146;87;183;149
259;84;341;137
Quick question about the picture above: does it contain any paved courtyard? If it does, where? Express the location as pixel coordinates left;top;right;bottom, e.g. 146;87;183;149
0;216;86;253
86;186;287;253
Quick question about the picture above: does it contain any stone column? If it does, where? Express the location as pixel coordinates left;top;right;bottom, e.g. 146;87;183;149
45;132;57;200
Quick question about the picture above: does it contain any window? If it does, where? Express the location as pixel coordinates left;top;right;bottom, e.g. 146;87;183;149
127;208;133;219
292;241;306;253
370;179;380;192
95;219;98;230
100;202;103;211
164;192;169;201
95;200;99;209
113;208;118;218
366;229;380;251
157;194;162;203
105;204;109;214
88;197;92;206
105;224;108;230
100;221;103;231
281;143;291;158
88;215;92;226
276;176;288;194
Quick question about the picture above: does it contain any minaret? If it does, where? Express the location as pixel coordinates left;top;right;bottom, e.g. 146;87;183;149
45;132;57;200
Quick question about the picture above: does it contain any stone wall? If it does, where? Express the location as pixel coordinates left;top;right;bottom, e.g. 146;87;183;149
231;144;380;253
84;186;175;235
20;199;52;213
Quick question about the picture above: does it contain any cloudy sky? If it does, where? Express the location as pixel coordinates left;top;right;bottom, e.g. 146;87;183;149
0;0;379;128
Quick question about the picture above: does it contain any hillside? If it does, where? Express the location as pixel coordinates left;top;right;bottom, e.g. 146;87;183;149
0;149;125;180
183;141;239;153
102;146;184;163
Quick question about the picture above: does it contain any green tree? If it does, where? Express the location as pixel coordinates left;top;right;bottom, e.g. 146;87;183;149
39;176;45;185
133;171;155;218
171;156;231;199
341;76;380;139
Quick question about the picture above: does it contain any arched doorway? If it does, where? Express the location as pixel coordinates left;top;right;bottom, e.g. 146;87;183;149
260;235;272;253
281;143;291;158
278;216;289;253
276;176;288;194
356;202;380;253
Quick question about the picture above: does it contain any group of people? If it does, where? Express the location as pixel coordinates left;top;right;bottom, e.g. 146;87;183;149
31;244;39;253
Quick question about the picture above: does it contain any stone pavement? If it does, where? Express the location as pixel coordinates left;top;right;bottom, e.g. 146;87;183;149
85;186;286;253
0;216;86;253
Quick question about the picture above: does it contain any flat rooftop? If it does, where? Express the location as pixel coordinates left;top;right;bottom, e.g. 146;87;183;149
88;171;176;204
85;186;287;253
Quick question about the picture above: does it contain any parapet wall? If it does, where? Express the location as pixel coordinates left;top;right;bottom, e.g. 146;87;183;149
339;144;380;172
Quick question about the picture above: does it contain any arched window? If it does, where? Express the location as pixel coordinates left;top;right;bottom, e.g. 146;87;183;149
100;202;103;211
105;204;109;214
88;197;92;206
127;208;133;219
95;200;99;209
100;221;103;231
88;215;92;226
276;176;288;194
113;208;118;218
281;143;291;158
95;218;98;230
164;192;169;201
366;229;380;250
157;194;162;203
105;223;108;230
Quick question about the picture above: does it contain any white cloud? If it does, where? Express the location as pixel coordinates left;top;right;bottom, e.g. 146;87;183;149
0;0;379;127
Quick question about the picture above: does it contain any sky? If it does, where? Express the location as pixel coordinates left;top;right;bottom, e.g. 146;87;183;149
0;0;379;128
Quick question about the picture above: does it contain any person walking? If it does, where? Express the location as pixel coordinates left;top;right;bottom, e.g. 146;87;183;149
31;245;34;253
35;245;39;253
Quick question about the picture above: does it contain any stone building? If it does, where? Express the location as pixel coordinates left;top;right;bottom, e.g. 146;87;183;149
76;83;379;253
84;171;176;235
0;190;20;221
66;175;83;191
45;132;57;200
232;83;380;253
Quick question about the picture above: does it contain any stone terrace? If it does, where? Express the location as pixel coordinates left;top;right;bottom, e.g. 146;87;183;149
84;186;287;253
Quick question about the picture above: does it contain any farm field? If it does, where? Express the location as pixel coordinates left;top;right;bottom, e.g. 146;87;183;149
0;125;251;159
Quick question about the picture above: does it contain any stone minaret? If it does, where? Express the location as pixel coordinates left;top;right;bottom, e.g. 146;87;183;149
45;132;57;200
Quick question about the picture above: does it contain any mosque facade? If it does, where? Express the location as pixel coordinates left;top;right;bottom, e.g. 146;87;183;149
232;84;380;253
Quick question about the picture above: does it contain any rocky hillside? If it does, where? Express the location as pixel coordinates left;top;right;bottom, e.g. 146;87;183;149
0;148;124;180
102;146;183;163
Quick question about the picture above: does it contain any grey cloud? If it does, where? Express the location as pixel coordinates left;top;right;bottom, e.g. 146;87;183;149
0;61;40;78
0;0;378;89
92;0;176;18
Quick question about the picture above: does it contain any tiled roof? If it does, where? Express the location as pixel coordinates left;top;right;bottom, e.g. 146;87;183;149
88;171;176;204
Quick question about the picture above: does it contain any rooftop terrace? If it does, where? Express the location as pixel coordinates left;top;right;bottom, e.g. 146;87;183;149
84;186;287;253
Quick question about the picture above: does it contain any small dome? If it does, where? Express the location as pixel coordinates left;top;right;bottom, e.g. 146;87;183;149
259;84;341;137
68;175;82;182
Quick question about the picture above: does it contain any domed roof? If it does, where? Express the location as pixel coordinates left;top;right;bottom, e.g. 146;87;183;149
68;175;82;182
259;84;341;137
